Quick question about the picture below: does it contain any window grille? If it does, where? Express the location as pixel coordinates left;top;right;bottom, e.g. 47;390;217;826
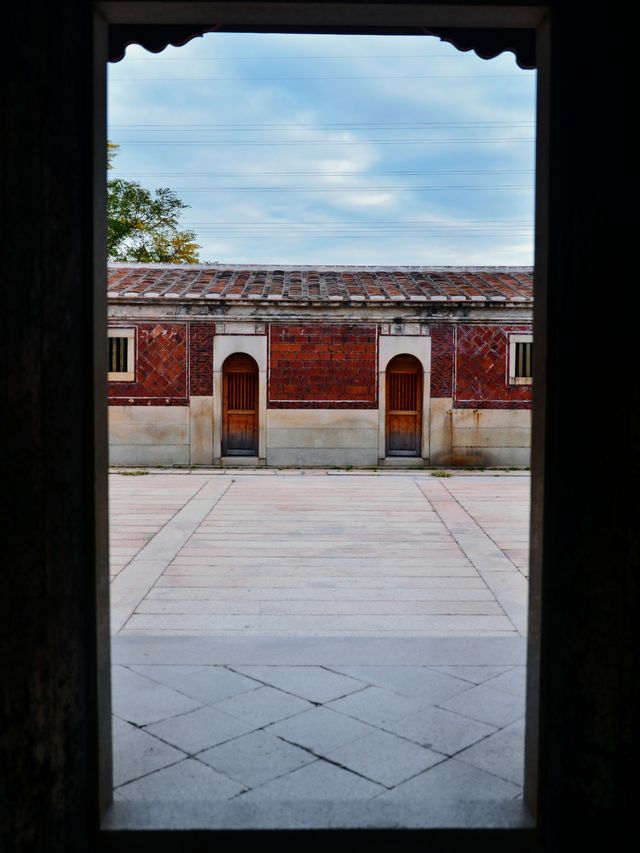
514;341;532;378
508;334;533;385
227;371;257;412
108;328;135;381
388;371;418;413
109;337;129;374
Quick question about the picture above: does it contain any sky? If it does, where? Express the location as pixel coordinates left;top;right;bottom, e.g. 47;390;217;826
107;32;536;266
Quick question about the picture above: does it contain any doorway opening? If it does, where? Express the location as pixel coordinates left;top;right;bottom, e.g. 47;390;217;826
385;354;423;457
105;22;536;832
222;353;259;457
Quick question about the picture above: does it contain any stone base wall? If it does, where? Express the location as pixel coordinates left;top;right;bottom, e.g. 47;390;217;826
108;405;190;466
429;400;531;467
266;409;379;467
109;401;530;468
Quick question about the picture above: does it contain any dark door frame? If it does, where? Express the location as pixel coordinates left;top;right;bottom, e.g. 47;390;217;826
5;2;632;851
95;7;547;841
95;2;545;843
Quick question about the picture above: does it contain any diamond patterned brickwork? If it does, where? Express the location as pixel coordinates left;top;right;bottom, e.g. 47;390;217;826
109;323;188;405
454;324;532;409
430;324;455;398
268;324;377;408
189;323;214;396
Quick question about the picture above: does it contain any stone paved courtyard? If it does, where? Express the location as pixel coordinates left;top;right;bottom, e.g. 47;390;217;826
108;470;530;827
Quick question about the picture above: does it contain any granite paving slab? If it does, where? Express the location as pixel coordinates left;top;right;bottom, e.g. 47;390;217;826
116;758;245;801
325;686;431;728
112;716;185;787
374;757;522;802
198;730;316;787
235;759;385;801
438;683;525;728
381;706;498;755
455;718;525;786
229;665;366;703
112;682;203;727
144;705;257;754
266;706;378;755
326;729;444;788
212;685;313;728
327;665;472;705
127;663;260;704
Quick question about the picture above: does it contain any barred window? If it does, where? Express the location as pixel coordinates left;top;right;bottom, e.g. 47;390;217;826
508;334;533;385
109;337;128;373
108;328;135;381
514;341;532;378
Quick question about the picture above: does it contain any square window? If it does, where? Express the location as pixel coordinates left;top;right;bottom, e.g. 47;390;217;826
108;328;135;381
508;334;533;385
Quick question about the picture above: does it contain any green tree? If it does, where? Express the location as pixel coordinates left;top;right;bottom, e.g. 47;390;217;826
107;142;200;263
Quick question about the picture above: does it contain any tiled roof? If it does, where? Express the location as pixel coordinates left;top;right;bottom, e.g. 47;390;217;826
107;263;533;304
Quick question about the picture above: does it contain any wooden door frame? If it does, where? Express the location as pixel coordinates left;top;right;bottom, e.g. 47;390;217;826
385;354;424;457
221;353;259;456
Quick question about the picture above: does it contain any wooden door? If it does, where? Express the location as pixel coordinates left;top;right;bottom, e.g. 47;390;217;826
386;354;422;456
222;354;259;456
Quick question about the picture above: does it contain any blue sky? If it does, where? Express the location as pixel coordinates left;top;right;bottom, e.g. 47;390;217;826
108;32;536;265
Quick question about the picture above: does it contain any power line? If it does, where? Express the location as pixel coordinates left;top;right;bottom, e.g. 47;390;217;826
187;224;534;228
119;53;513;61
112;74;528;82
188;223;534;229
110;121;534;129
184;233;533;239
186;222;535;235
169;185;533;192
186;219;533;226
113;138;534;146
187;227;534;230
111;169;534;178
185;219;533;223
190;229;533;234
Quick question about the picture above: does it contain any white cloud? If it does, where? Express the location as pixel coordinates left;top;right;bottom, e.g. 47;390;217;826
108;32;535;265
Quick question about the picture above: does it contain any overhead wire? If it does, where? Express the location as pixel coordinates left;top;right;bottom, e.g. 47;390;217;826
111;170;534;177
112;138;534;146
119;53;521;60
166;185;533;192
110;121;534;129
109;44;534;255
112;74;529;82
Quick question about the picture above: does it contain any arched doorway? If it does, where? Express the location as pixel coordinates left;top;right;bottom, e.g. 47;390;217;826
385;354;423;457
222;353;259;456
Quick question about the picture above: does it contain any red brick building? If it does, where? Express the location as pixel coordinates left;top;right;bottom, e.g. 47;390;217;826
107;263;533;467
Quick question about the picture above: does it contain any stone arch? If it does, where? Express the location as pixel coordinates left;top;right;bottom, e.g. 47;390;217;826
212;334;267;462
378;334;431;462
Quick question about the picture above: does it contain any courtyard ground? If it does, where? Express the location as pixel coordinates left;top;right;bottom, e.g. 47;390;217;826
108;469;530;828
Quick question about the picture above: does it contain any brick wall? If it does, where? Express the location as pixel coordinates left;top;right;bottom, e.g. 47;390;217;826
454;324;532;409
268;323;378;408
108;322;188;405
430;323;455;398
189;322;215;396
107;319;532;412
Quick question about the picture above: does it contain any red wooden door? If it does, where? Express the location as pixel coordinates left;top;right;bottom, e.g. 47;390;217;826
386;355;422;456
222;354;259;456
